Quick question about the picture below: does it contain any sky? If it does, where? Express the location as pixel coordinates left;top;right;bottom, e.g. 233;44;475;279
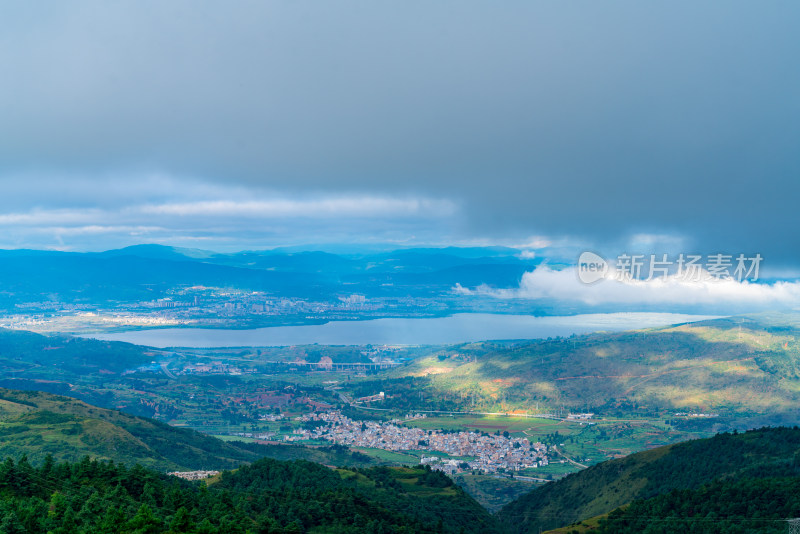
1;2;799;269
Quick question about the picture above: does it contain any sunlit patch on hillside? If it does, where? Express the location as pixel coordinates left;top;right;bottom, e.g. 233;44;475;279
418;366;453;376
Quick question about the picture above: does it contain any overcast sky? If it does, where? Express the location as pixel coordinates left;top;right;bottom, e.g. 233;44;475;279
1;1;798;265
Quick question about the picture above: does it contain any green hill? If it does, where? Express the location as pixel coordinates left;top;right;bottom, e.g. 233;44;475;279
0;327;151;374
0;388;373;472
0;455;500;533
497;426;800;533
379;313;800;423
593;476;800;533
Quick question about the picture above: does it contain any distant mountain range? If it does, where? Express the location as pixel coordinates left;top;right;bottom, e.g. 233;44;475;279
0;243;542;305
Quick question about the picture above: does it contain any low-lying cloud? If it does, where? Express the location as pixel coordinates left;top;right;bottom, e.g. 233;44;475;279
457;266;800;309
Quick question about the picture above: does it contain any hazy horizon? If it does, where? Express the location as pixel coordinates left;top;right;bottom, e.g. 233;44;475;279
1;2;799;269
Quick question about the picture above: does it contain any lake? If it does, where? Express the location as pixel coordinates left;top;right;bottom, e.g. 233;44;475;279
84;312;719;348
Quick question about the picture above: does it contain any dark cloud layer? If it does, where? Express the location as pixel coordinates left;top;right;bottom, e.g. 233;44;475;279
0;2;798;261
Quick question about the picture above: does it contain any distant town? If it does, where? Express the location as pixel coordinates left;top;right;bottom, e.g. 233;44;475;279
0;288;456;332
254;410;550;475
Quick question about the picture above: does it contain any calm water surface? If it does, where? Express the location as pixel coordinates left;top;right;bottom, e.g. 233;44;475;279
84;312;719;348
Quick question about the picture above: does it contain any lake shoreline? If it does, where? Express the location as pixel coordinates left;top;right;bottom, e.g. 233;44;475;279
81;312;721;349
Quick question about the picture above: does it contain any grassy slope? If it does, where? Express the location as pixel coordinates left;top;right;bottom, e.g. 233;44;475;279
0;388;374;471
0;387;262;470
385;313;800;420
497;426;800;533
542;513;610;534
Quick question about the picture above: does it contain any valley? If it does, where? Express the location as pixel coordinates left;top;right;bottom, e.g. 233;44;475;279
4;4;797;530
3;309;800;516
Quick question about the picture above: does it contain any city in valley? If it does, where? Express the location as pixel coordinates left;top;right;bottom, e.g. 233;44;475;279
281;410;549;475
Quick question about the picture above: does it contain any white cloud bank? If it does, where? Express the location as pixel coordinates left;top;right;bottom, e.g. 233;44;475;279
0;196;455;226
139;197;456;218
0;177;460;250
457;266;800;308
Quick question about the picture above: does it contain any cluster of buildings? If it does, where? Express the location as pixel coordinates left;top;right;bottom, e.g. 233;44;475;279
182;361;257;375
167;470;220;480
566;413;595;421
140;292;384;318
128;360;261;376
355;391;385;403
2;290;455;331
290;411;549;474
132;291;450;322
233;431;276;440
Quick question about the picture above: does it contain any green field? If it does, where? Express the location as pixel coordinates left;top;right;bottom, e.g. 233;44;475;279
353;447;420;464
397;412;706;467
401;415;560;436
522;461;580;478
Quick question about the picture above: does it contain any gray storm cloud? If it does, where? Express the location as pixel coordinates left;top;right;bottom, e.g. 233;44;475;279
0;2;798;258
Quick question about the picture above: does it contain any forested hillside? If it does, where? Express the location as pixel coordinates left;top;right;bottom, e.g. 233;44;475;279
0;455;500;533
499;427;800;533
594;476;800;533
